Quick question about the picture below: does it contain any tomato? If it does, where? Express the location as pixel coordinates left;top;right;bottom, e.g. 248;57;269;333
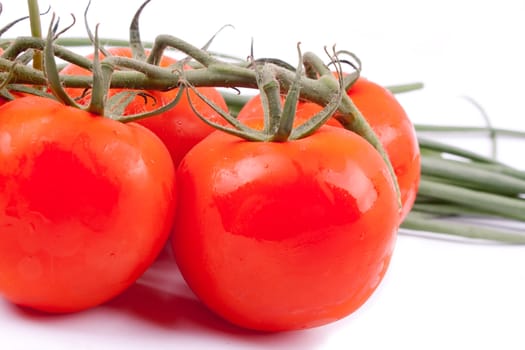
60;47;229;166
0;96;176;312
172;124;399;331
237;77;421;221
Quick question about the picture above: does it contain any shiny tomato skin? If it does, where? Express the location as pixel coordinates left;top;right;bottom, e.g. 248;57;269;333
60;47;229;166
172;125;399;331
237;77;420;221
0;96;176;313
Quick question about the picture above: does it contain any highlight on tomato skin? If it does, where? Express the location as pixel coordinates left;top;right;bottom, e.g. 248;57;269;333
0;96;177;313
342;78;420;221
59;47;230;167
172;124;399;332
237;77;421;222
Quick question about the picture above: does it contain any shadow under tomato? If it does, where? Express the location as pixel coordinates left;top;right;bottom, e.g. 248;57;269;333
101;246;328;348
105;275;238;333
5;245;329;349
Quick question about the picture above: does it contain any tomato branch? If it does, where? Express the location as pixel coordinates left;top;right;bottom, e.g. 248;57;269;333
0;34;403;205
26;0;43;71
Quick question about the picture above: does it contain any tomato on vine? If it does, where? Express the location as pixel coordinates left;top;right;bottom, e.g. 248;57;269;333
237;77;421;221
172;124;399;331
0;96;176;312
60;47;229;166
171;65;400;330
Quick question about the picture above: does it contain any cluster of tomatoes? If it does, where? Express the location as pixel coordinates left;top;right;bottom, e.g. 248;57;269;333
0;47;420;332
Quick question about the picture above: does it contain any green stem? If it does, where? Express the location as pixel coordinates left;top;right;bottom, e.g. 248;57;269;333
272;46;303;142
417;136;501;164
0;57;46;85
412;203;496;217
27;0;43;71
2;36;94;71
148;34;220;67
101;56;175;80
56;37;152;48
87;25;108;115
386;82;424;94
255;64;282;136
401;211;525;244
466;161;525;182
289;51;346;139
415;124;525;138
421;156;525;195
417;177;525;221
418;136;525;180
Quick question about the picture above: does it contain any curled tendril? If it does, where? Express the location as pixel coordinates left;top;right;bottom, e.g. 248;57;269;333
254;58;296;72
137;91;157;105
248;37;296;72
83;0;110;57
104;90;160;119
175;24;235;74
44;13;83;108
74;87;92;102
129;0;150;61
323;49;362;90
53;14;76;39
248;37;255;64
182;44;346;142
290;45;345;140
332;50;362;73
229;86;241;95
0;4;51;36
182;74;264;140
115;86;186;123
200;24;234;53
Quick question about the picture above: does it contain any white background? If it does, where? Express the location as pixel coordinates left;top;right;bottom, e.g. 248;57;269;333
1;1;525;349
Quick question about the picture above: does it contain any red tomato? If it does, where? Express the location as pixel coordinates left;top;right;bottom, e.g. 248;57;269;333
172;125;399;331
237;77;421;221
60;47;229;166
0;96;176;312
